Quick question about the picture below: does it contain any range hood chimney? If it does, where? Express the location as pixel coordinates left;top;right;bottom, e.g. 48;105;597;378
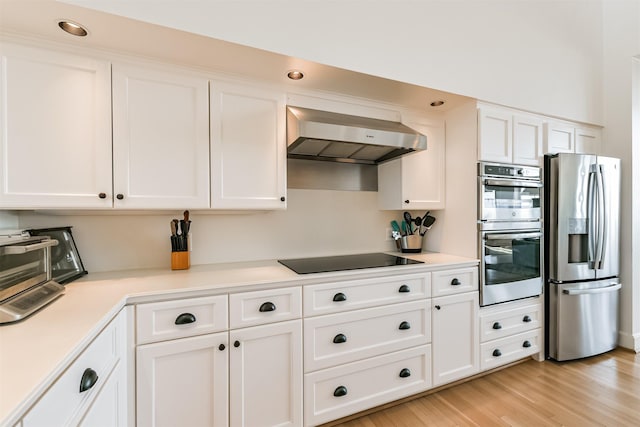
286;106;427;165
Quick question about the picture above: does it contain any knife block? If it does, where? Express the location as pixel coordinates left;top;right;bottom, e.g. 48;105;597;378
171;251;190;270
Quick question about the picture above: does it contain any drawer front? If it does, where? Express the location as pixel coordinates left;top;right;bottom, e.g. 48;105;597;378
304;345;432;427
229;286;301;329
480;329;541;371
304;300;430;372
23;311;125;427
136;294;228;344
304;273;430;316
432;267;478;297
480;301;541;343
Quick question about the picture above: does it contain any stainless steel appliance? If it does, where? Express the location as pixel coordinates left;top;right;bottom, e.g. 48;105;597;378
26;226;87;284
478;162;543;306
0;231;64;324
544;153;621;361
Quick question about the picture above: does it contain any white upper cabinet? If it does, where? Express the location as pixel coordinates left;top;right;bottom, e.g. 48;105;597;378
210;81;287;209
378;118;446;210
545;120;601;155
0;43;112;208
478;106;542;166
112;63;210;209
575;126;602;155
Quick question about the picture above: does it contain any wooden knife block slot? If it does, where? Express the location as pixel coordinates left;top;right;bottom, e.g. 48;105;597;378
171;251;190;270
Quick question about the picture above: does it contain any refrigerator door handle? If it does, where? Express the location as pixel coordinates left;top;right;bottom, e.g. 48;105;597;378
562;283;621;296
587;169;597;269
595;164;607;269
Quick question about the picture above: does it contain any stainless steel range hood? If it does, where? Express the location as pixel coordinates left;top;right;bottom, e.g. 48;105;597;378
286;106;427;165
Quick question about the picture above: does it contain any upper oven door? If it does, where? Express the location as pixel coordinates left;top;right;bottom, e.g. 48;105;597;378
478;177;542;222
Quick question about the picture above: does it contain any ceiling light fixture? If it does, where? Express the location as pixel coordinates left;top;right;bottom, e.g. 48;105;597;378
58;20;88;37
430;100;445;107
287;70;304;80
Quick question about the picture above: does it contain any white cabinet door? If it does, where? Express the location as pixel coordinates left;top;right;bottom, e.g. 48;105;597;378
478;107;512;163
544;121;575;154
112;63;210;209
432;292;479;386
210;81;287;209
230;320;302;427
0;43;112;208
378;120;445;210
79;361;127;427
513;114;543;166
136;332;229;427
575;126;601;155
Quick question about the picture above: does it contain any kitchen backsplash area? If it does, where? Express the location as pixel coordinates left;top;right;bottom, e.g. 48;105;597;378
8;189;445;273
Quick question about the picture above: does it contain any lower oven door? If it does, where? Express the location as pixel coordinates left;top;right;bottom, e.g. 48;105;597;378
480;229;543;306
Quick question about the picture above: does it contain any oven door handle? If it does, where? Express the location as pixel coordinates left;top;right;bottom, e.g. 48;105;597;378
1;239;59;255
482;178;543;188
484;232;542;240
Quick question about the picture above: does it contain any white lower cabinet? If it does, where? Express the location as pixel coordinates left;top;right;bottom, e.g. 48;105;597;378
78;359;128;427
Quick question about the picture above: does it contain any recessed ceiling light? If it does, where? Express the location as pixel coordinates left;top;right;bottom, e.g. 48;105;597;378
430;100;445;107
287;70;304;80
58;20;88;37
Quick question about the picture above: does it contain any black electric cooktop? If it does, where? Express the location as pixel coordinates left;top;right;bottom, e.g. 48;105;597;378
277;252;423;274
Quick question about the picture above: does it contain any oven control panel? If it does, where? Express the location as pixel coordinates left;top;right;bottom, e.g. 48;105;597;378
479;162;540;180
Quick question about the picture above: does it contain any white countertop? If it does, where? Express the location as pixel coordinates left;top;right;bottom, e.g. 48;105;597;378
0;252;477;425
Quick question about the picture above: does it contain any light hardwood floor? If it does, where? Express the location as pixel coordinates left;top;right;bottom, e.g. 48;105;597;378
328;348;640;427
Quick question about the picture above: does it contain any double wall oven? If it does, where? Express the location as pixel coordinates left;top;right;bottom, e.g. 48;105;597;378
478;162;543;306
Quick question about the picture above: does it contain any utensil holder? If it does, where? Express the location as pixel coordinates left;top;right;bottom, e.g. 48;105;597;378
400;235;423;253
171;251;190;270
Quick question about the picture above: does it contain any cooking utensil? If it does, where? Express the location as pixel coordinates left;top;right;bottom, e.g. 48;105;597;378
403;212;413;234
391;220;401;234
420;215;436;236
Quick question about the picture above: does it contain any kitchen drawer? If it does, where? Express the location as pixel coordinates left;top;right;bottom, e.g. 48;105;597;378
304;344;432;427
480;329;541;371
136;294;228;345
22;311;125;427
229;286;301;329
304;300;430;372
480;299;542;343
432;267;478;297
303;273;430;316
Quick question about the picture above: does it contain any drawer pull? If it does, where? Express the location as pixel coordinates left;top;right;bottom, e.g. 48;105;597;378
435;305;441;310
399;368;411;378
492;349;502;357
333;292;347;302
219;344;226;351
492;322;502;330
333;333;347;344
523;315;532;323
259;302;276;312
175;313;196;325
333;386;348;397
451;278;461;286
398;284;411;293
523;340;532;348
398;321;411;330
234;340;240;348
79;368;99;393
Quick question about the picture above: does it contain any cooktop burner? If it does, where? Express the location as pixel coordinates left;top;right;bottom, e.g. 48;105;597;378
277;252;423;274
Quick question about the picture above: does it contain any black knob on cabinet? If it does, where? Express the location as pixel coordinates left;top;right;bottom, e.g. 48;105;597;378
399;321;411;330
492;322;502;330
523;340;532;348
234;340;240;348
435;305;441;310
493;349;502;357
280;196;285;202
259;302;276;312
404;200;410;204
98;192;107;199
175;313;196;325
218;344;226;351
79;368;99;393
399;368;411;378
333;386;348;397
333;292;347;302
523;315;532;323
116;193;124;200
451;278;461;286
333;333;347;344
398;284;411;293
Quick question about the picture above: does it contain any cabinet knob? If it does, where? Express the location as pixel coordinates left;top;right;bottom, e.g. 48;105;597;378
280;196;286;202
523;315;532;323
218;344;226;351
98;192;107;199
404;200;410;204
451;278;461;286
259;301;276;312
234;340;240;348
333;333;347;344
493;349;502;357
333;386;348;397
175;313;196;325
399;368;411;378
333;292;347;302
79;368;99;393
492;322;502;330
116;193;124;200
523;340;532;348
398;284;411;293
435;305;441;310
398;321;411;330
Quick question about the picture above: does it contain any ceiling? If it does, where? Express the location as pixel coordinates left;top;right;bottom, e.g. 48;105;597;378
0;0;472;113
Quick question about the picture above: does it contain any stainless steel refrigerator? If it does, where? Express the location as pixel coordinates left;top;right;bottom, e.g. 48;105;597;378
544;153;621;361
